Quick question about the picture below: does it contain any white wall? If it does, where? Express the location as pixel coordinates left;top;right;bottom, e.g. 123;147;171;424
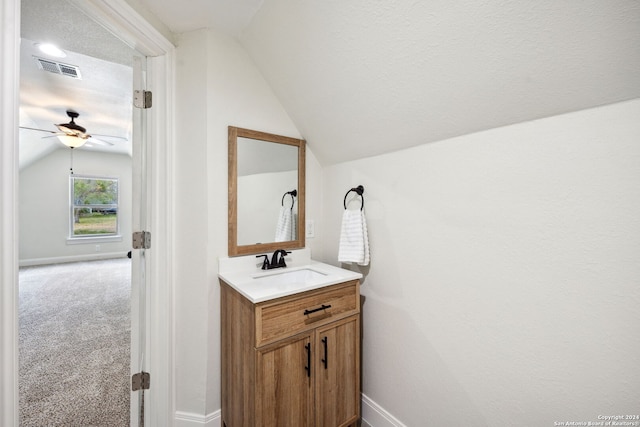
321;99;640;426
173;28;323;418
19;148;132;264
175;24;640;427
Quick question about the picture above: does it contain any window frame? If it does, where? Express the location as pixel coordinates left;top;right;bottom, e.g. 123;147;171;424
68;174;122;242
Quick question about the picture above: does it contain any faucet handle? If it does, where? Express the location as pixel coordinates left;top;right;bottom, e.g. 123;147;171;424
256;254;269;270
278;250;292;267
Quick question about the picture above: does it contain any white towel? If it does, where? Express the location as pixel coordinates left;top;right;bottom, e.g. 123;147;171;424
291;212;297;241
338;209;370;266
275;207;294;242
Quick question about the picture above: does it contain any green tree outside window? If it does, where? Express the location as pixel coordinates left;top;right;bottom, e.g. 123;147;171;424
71;176;119;236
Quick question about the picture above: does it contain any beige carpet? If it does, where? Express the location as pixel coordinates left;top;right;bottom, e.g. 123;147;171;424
19;258;131;427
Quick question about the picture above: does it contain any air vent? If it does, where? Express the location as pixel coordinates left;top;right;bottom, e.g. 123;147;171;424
33;56;81;79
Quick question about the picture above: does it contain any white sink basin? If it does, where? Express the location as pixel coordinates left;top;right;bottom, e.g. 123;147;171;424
252;268;328;286
218;251;362;303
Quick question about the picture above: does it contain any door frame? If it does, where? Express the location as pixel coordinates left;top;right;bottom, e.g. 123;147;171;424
0;1;176;425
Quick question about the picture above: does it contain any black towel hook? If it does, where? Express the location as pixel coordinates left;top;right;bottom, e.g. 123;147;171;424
343;185;364;210
281;189;297;209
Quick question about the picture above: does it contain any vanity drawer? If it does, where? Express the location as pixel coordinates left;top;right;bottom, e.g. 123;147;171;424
255;280;359;347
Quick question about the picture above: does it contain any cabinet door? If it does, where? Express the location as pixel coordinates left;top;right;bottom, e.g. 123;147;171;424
315;315;360;426
256;333;314;427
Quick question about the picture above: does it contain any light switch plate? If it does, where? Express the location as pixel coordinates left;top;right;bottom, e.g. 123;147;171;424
305;220;315;238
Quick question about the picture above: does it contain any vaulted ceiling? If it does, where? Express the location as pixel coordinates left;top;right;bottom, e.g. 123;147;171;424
21;0;640;168
141;0;640;164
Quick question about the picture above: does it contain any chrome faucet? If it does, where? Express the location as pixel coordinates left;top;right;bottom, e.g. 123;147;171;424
256;250;291;270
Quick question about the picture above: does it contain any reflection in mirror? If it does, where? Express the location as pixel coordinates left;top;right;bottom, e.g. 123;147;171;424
237;138;298;245
228;127;305;256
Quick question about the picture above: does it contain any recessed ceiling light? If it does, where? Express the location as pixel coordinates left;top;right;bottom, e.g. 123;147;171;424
34;43;66;58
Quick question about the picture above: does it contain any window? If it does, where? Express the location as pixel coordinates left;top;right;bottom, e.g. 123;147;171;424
70;176;119;238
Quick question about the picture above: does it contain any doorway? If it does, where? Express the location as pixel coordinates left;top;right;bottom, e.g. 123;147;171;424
1;0;175;425
19;0;136;423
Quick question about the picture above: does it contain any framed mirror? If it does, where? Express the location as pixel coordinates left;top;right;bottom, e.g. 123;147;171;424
228;126;306;256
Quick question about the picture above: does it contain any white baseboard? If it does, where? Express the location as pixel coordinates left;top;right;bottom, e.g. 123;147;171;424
19;252;128;267
174;395;403;427
175;410;221;427
361;393;407;427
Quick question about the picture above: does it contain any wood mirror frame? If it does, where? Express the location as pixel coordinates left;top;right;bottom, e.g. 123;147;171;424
228;126;306;256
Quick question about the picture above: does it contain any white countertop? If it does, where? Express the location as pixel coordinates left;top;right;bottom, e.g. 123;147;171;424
218;249;362;303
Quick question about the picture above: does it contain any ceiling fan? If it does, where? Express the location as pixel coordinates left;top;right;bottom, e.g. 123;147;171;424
20;109;127;149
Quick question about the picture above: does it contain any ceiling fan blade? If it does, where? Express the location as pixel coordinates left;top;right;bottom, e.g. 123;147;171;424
19;126;57;134
91;133;128;142
87;137;114;146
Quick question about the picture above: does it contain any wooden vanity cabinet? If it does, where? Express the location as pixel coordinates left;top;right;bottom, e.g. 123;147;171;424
220;279;361;427
314;316;360;426
256;333;314;425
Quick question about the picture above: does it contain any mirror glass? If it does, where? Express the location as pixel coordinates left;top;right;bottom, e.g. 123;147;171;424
228;126;305;256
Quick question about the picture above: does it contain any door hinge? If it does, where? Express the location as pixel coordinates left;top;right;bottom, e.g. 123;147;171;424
132;371;150;391
134;90;152;109
132;231;151;249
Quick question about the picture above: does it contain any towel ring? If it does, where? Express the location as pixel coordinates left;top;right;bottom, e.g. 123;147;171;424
281;189;297;209
343;185;364;210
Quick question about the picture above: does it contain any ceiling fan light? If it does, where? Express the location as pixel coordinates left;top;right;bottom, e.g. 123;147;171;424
57;134;87;148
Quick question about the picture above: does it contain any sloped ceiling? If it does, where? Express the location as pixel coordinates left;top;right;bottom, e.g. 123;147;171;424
144;0;640;165
135;0;264;37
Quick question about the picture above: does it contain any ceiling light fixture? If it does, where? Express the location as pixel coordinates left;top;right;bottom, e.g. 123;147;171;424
57;134;87;149
35;42;66;58
55;111;90;148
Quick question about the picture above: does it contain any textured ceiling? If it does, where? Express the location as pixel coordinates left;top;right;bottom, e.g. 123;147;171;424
140;0;640;165
21;0;135;66
23;0;639;167
239;0;640;164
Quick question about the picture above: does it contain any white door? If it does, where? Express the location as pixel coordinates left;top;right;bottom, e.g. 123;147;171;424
131;54;151;426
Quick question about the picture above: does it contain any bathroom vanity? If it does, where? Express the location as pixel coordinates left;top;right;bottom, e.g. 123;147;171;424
222;127;362;425
219;252;362;427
